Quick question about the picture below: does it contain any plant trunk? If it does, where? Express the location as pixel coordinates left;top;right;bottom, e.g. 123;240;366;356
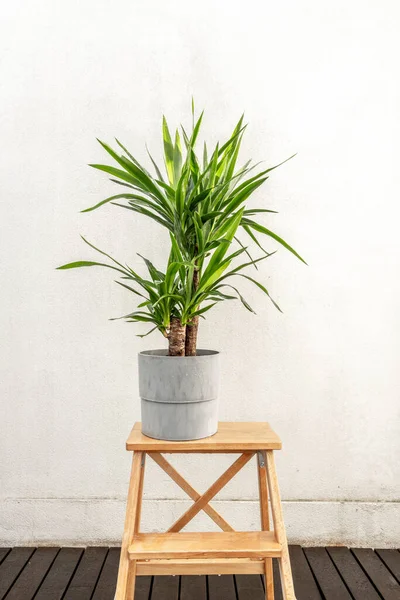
185;315;199;356
168;317;186;356
185;266;200;356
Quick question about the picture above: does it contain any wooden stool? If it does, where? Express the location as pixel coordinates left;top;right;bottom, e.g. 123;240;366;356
115;422;296;600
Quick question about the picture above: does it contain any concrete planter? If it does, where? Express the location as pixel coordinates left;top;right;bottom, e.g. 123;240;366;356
138;349;220;441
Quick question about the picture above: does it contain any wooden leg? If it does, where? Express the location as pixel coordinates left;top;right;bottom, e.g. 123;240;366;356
265;451;296;600
257;452;275;600
135;453;146;533
115;451;145;600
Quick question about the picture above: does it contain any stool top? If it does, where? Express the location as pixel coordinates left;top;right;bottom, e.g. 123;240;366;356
126;422;282;452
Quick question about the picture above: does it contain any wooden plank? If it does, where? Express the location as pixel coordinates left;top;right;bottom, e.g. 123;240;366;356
5;547;59;600
129;531;281;560
34;548;84;600
167;453;255;532
151;575;179;600
0;549;11;566
63;547;108;600
265;451;295;600
127;422;282;452
327;547;380;600
257;451;274;599
289;546;322;600
208;575;236;600
134;452;146;534
352;548;400;600
375;549;400;583
236;574;265;599
0;548;35;600
91;548;120;600
115;451;144;600
304;547;352;600
180;575;207;600
149;452;234;532
136;558;265;576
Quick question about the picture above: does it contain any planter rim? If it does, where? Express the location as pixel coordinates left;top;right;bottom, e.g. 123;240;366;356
139;349;219;358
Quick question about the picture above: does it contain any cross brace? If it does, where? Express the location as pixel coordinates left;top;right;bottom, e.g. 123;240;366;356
149;451;254;532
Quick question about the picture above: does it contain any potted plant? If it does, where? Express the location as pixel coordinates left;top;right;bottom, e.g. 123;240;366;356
58;103;305;441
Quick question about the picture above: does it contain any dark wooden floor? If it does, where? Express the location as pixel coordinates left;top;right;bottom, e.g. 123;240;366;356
0;546;399;599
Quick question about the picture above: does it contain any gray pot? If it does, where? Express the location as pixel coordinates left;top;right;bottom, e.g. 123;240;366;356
138;349;220;441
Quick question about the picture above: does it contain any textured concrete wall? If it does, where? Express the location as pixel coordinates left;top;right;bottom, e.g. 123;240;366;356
1;0;399;546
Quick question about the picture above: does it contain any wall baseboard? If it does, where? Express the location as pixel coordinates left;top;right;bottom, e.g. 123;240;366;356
1;498;398;548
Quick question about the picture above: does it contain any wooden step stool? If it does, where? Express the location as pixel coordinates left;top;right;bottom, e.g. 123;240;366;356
115;422;296;599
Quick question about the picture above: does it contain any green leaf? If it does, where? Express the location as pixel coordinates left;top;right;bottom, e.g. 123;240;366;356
57;261;104;270
208;289;237;300
173;129;183;185
112;202;174;232
113;311;156;322
81;193;138;213
114;280;147;299
236;274;282;312
114;138;150;175
243;208;278;215
109;178;138;190
162;115;175;185
219;283;256;313
80;236;129;272
197;208;244;291
190;110;204;148
137;326;158;338
203;142;208;170
242;219;307;264
219;177;268;217
208;143;219;187
95;140;169;209
89;163;138;185
234;235;258;270
56;260;127;276
215;253;274;284
193;213;205;254
137;254;165;282
242;223;271;255
190;302;217;317
146;145;165;182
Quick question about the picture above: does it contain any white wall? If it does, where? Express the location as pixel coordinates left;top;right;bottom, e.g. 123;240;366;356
1;0;399;547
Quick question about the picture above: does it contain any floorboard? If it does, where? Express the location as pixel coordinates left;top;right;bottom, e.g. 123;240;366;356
208;575;236;600
0;548;35;600
327;547;381;600
134;574;153;600
235;574;265;600
289;545;322;600
273;559;284;600
352;548;400;600
62;546;108;600
150;575;179;600
1;545;400;598
304;547;352;600
34;547;83;600
180;575;207;600
0;550;11;567
4;547;59;600
375;549;400;584
91;548;120;600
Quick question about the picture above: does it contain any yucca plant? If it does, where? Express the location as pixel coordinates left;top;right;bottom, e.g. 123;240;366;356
58;102;305;356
